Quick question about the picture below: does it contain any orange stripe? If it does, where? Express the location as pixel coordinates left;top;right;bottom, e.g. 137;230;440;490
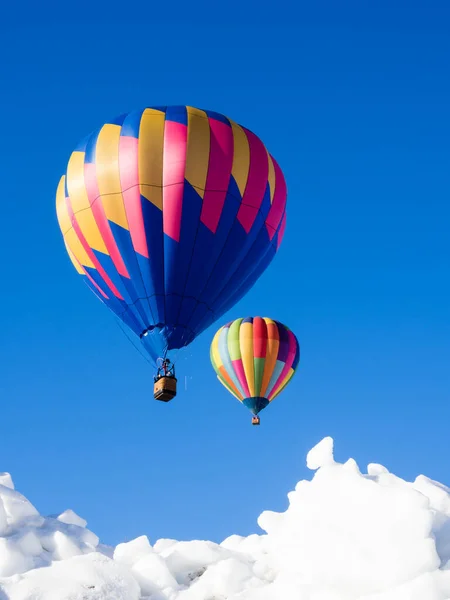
219;366;243;399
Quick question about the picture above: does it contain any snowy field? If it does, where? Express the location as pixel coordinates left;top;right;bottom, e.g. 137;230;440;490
1;436;450;600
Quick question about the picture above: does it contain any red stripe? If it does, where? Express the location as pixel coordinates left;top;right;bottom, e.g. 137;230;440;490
119;136;149;258
200;118;233;233
253;317;267;358
232;358;251;397
83;269;109;299
84;164;130;278
163;121;187;242
265;156;287;240
237;128;269;233
277;211;287;249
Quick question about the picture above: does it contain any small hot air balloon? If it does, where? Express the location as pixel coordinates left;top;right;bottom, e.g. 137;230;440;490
55;106;288;402
210;317;299;424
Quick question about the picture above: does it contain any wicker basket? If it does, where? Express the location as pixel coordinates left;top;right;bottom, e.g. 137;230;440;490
154;376;177;402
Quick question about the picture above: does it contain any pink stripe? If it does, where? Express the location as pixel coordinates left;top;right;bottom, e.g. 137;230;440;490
72;255;109;299
268;330;297;400
84;164;130;278
84;269;109;299
119;137;149;258
232;359;251;397
163;122;187;242
237;128;269;233
200;118;233;233
265;156;287;240
277;211;287;249
65;196;124;300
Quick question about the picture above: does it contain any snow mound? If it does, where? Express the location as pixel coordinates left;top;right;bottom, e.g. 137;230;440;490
1;437;450;599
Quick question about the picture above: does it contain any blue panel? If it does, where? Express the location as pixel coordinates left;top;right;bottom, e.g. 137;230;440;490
182;184;241;327
198;217;253;308
165;105;187;126
75;134;89;153
202;109;231;126
226;175;243;202
192;233;278;337
84;267;142;336
92;249;148;331
259;180;273;220
109;222;155;326
176;296;198;330
186;302;211;337
120;109;145;137
84;129;100;164
199;182;272;311
164;181;203;324
211;238;277;322
147;105;167;114
162;237;182;327
140;195;165;325
83;266;113;301
109;112;127;126
242;317;253;324
182;224;214;301
292;340;300;371
243;397;270;415
83;276;107;303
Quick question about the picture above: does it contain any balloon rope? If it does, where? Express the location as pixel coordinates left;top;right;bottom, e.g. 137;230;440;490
116;318;152;365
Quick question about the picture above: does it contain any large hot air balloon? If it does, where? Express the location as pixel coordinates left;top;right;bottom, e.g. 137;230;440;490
56;106;287;401
210;317;299;424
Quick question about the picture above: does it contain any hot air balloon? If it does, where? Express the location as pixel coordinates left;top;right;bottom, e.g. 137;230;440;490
56;106;287;401
210;317;299;424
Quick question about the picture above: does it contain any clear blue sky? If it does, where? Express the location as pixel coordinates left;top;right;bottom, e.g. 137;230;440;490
0;2;449;547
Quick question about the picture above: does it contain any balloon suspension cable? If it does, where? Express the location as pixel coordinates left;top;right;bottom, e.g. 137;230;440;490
116;319;152;366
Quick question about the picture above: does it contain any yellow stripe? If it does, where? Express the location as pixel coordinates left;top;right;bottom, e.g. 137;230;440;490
210;329;223;369
240;321;255;397
229;120;250;197
56;175;96;268
64;228;95;269
139;108;165;210
56;176;71;235
270;369;295;401
95;124;129;229
267;152;276;203
66;152;108;254
185;107;210;198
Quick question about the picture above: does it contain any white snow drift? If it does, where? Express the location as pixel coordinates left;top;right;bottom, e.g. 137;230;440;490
1;437;450;599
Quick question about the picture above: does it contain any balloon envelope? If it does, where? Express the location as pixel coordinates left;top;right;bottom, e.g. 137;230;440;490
210;317;300;415
56;106;287;364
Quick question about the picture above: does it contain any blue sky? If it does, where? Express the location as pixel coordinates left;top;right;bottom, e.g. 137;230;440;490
0;1;449;546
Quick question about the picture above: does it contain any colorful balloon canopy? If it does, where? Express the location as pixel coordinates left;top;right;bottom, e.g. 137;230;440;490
56;106;287;364
210;317;300;415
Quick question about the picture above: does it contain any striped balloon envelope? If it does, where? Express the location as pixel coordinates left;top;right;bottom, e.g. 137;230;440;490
56;106;287;366
210;317;300;420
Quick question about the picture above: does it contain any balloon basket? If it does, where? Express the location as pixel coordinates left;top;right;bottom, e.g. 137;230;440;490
154;376;177;402
251;416;260;426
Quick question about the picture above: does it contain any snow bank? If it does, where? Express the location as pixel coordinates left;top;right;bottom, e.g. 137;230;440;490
1;437;450;599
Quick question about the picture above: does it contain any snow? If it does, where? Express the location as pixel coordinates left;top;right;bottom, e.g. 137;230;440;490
1;438;450;599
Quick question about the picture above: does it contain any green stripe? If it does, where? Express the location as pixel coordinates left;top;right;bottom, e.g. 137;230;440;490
253;357;265;397
227;318;243;361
